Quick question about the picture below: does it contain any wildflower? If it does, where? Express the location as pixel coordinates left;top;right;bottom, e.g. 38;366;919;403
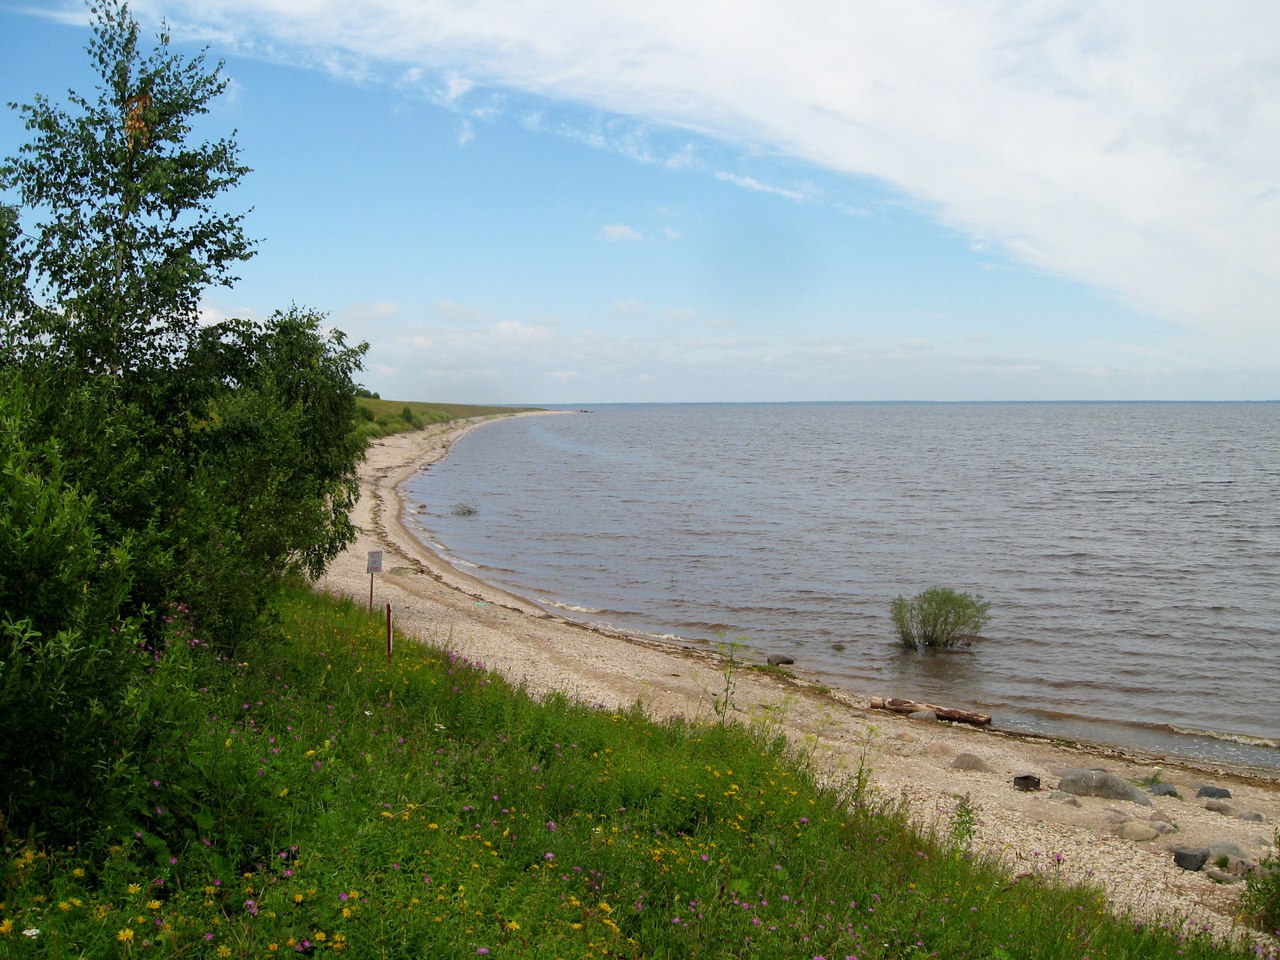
476;950;490;956
218;946;232;957
23;928;40;938
0;920;11;935
147;900;161;910
127;883;142;894
117;929;135;942
506;921;520;930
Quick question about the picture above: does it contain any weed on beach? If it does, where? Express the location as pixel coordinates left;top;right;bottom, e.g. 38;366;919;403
0;587;1270;959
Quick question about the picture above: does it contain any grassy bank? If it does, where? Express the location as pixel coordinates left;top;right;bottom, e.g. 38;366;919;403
353;400;537;441
1;585;1265;959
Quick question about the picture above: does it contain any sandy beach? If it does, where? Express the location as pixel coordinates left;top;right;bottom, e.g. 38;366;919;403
320;413;1279;942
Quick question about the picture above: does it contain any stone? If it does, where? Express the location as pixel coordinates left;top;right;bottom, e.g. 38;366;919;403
951;753;994;773
1172;847;1209;871
766;654;794;666
1149;809;1175;824
1114;822;1160;842
1237;811;1266;823
830;643;846;652
908;710;938;721
923;741;955;758
895;731;917;743
1203;800;1233;815
1204;867;1242;884
1147;783;1180;798
1205;841;1249;862
1148;820;1178;835
1196;785;1231;800
1056;768;1152;806
1013;774;1041;792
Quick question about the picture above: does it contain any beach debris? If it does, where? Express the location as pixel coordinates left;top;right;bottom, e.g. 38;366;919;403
1012;774;1041;791
869;696;992;727
451;501;478;516
766;654;794;666
1055;768;1152;806
909;709;938;721
1196;784;1232;799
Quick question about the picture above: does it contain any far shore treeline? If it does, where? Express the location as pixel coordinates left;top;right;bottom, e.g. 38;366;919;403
2;3;1278;956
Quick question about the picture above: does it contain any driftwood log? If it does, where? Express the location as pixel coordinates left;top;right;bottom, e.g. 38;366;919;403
869;696;992;728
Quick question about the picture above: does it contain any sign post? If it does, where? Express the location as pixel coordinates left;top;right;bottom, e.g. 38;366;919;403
366;550;383;610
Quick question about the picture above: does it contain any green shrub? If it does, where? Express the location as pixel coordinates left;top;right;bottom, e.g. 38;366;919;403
891;586;991;650
1241;828;1280;935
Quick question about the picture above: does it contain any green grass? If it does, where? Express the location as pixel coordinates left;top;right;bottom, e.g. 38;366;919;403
2;586;1269;959
353;399;537;441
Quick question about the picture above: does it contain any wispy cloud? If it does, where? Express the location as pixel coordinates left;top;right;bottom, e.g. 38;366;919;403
600;223;643;242
714;172;815;204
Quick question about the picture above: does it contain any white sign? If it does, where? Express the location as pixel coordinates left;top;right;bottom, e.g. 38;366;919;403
366;550;383;574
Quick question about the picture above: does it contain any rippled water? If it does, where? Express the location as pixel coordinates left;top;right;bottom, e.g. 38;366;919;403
402;403;1280;769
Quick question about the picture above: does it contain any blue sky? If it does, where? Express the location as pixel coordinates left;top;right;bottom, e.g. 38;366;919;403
3;1;1279;402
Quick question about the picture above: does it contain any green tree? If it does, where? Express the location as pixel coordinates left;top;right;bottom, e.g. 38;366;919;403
891;587;991;650
1;0;253;376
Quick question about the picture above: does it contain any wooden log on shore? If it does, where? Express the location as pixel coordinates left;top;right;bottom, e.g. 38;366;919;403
869;696;992;728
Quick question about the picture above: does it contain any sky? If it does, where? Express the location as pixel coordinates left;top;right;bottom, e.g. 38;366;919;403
2;1;1279;403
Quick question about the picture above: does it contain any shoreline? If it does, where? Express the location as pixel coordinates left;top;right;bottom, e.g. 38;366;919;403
320;413;1279;941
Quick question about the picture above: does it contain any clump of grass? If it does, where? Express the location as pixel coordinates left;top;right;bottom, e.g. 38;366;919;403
0;587;1265;959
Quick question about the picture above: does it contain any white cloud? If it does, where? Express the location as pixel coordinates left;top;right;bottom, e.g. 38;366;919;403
151;0;1280;360
600;223;643;242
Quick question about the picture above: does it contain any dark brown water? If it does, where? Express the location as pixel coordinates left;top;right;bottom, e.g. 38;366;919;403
403;403;1280;769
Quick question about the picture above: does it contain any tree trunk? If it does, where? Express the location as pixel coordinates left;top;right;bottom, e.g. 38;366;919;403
869;696;992;727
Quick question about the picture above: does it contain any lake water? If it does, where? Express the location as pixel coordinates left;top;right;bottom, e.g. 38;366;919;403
401;403;1280;771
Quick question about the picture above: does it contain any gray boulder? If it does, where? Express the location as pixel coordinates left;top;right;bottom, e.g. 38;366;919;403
1056;768;1152;806
1237;811;1266;823
766;654;794;666
1147;783;1180;798
951;753;994;773
1196;785;1232;800
1114;821;1160;842
1204;800;1234;815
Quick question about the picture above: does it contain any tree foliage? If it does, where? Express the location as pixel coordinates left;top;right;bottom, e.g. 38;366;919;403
1;0;253;375
0;1;367;842
891;587;991;651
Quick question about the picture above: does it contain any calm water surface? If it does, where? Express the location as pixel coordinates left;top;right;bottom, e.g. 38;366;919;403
402;403;1280;770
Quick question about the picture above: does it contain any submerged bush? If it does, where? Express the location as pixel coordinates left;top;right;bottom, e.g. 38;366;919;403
891;586;991;650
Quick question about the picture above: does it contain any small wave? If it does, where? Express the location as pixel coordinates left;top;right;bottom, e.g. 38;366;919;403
535;598;605;615
1169;726;1280;750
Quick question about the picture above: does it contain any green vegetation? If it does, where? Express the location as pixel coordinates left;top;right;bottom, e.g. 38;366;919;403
353;398;533;441
1;0;366;842
891;586;992;650
0;4;1273;957
0;587;1262;959
1242;831;1280;938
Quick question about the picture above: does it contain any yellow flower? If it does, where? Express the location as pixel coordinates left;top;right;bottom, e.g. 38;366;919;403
506;921;520;931
0;918;12;935
147;900;161;910
57;902;71;911
127;883;141;895
293;894;304;904
116;928;134;942
598;902;613;914
279;788;289;798
217;946;232;957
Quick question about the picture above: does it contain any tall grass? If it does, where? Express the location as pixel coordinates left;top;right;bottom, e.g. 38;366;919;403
0;587;1268;958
